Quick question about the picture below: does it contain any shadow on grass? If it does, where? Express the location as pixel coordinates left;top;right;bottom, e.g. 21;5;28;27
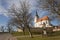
47;31;60;37
11;31;60;37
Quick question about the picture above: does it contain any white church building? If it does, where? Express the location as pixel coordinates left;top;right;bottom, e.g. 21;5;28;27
34;11;52;28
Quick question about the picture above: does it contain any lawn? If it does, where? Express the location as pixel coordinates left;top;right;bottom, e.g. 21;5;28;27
17;35;60;40
12;31;60;40
11;31;42;36
11;32;29;36
11;31;60;36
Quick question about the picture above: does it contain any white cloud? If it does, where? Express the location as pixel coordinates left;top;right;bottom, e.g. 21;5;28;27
0;0;20;17
0;0;37;17
0;6;8;17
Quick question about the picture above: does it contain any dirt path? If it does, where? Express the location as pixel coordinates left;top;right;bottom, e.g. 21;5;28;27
0;33;17;40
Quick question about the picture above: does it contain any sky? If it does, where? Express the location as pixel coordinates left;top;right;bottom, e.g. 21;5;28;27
0;0;60;27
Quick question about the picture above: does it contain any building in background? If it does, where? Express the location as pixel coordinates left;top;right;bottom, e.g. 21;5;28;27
34;11;52;28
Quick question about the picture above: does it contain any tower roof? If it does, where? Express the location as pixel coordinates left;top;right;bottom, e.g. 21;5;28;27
36;10;39;18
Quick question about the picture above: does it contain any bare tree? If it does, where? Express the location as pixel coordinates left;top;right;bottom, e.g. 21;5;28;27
7;21;13;33
1;26;4;32
46;0;60;18
7;0;33;37
36;0;49;9
37;0;60;18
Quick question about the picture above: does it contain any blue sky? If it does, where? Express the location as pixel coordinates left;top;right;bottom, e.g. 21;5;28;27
0;14;9;26
1;0;8;9
0;0;60;26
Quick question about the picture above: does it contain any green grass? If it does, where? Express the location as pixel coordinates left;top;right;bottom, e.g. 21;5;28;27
11;31;42;36
12;31;60;40
17;36;60;40
11;31;60;40
11;32;29;36
11;32;41;36
11;28;43;36
11;31;60;36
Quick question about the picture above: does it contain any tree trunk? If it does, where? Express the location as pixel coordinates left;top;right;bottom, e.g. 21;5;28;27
27;26;33;38
23;27;25;35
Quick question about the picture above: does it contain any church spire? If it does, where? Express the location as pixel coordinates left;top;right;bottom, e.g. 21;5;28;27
36;10;39;18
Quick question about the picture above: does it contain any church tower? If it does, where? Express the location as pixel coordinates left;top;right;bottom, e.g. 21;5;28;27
34;10;39;23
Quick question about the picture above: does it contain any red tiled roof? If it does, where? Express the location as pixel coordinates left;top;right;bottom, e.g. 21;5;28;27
36;16;49;23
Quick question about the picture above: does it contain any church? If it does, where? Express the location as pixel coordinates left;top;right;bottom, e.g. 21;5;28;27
34;11;52;28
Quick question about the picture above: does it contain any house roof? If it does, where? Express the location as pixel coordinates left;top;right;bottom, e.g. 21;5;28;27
36;16;49;23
